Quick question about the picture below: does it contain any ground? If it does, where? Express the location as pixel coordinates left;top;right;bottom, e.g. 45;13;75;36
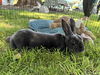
0;9;100;75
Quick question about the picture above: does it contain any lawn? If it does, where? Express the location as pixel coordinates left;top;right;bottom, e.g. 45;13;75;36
0;9;100;75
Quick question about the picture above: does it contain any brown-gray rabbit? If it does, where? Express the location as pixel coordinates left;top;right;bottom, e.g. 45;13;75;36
6;19;84;53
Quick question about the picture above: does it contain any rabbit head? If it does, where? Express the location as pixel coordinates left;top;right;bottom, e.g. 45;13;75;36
62;19;84;53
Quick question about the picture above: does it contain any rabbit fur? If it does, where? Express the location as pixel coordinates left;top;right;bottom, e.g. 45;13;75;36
50;16;70;28
6;19;84;53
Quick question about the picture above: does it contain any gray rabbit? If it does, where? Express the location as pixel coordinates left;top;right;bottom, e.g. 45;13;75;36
6;19;84;53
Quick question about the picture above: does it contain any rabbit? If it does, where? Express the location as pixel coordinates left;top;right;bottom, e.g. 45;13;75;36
50;16;70;28
6;19;84;53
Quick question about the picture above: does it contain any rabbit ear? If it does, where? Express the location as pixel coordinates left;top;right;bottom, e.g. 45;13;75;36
62;19;73;35
69;18;76;33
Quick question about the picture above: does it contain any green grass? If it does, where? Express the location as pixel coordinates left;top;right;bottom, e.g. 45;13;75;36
0;9;100;75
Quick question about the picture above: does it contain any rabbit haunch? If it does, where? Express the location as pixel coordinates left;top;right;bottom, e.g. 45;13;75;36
6;19;84;53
